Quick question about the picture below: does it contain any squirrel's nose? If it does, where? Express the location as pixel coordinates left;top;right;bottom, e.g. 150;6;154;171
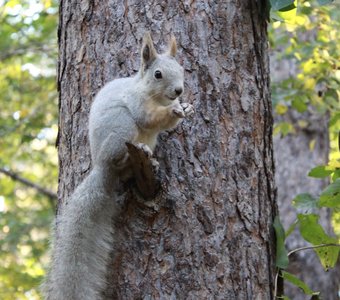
175;87;183;96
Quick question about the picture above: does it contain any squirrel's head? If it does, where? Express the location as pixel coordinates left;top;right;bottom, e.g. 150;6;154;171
140;32;184;104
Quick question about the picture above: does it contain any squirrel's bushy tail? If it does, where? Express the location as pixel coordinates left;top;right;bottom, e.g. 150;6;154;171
42;168;118;300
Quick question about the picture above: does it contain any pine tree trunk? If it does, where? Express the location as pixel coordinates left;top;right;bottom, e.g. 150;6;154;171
57;1;277;299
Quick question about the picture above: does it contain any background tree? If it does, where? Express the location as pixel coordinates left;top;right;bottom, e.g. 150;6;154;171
273;112;340;299
270;1;340;298
57;0;277;298
0;0;58;298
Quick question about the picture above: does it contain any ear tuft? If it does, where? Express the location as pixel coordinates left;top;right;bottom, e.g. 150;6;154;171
141;32;157;70
168;35;177;57
142;44;151;62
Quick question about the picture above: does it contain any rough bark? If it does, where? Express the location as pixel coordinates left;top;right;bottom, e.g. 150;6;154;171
57;1;277;299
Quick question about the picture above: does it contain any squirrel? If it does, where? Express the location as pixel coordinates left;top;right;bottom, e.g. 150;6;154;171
42;32;194;300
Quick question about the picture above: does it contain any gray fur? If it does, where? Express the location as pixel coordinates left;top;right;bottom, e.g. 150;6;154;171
42;33;193;299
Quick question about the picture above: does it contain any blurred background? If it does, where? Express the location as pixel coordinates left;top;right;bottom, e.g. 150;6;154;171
0;1;57;299
0;0;339;299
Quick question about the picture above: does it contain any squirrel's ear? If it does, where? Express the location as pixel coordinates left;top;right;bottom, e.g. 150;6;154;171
167;35;177;57
141;32;157;69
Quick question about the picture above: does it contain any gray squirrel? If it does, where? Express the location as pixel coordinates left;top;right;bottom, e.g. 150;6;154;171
42;32;194;299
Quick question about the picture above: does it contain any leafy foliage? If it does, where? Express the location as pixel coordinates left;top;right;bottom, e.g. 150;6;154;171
274;164;340;296
270;0;340;138
0;0;58;298
270;0;340;298
1;0;339;298
275;159;340;296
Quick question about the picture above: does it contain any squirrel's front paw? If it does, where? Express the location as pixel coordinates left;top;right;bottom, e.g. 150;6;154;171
172;106;185;118
172;103;194;118
181;103;194;117
136;143;153;158
150;158;160;172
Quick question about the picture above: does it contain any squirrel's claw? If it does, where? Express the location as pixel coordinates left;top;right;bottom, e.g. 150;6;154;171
172;103;194;119
136;143;153;158
172;106;186;118
181;103;195;117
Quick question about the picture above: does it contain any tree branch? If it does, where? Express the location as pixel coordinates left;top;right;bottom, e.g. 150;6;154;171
0;167;57;200
288;243;340;257
274;243;340;299
0;45;57;61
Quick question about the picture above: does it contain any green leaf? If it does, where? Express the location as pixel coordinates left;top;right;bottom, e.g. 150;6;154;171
317;0;334;5
308;166;334;178
292;193;318;214
298;214;339;269
276;103;288;115
270;11;285;22
292;98;307;113
270;0;295;11
281;271;318;295
285;219;298;237
332;169;340;181
273;216;289;269
319;178;340;208
279;3;296;12
298;214;333;244
273;122;295;137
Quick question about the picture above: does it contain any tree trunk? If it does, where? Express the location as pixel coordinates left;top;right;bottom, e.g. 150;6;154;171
57;1;277;299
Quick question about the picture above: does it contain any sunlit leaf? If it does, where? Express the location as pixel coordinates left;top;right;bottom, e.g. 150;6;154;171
304;78;316;90
308;166;334;178
5;0;21;8
298;214;339;269
276;103;288;115
42;0;52;8
309;139;316;151
273;122;295;137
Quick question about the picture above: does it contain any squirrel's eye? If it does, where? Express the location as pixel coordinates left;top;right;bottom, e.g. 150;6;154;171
154;70;162;79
